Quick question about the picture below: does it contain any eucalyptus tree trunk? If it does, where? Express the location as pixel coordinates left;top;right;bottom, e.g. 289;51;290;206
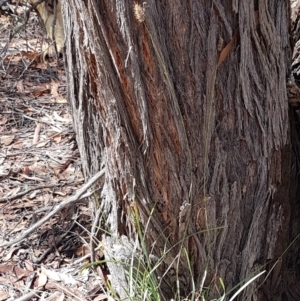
62;0;300;300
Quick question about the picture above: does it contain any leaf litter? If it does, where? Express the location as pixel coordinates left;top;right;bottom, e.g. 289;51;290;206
0;1;107;300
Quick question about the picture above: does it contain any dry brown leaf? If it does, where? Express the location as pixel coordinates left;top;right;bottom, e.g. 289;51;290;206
0;291;8;301
20;50;41;63
35;140;50;148
55;174;67;181
52;134;62;144
41;266;77;285
3;54;20;63
29;190;40;199
0;276;8;284
51;261;61;270
29;162;48;176
11;221;28;233
53;112;71;123
54;96;68;103
41;266;61;282
24;260;34;272
1;214;16;221
37;271;48;287
42;194;54;206
34;62;49;70
58;159;73;174
62;164;75;175
53;191;67;196
58;273;77;286
95;266;106;285
0;14;11;22
14;279;25;288
0;135;15;146
23;166;30;177
50;81;59;97
0;264;30;279
34;249;41;257
0;116;8;125
75;244;90;257
30;84;51;98
54;293;65;301
10;140;23;149
23;107;35;113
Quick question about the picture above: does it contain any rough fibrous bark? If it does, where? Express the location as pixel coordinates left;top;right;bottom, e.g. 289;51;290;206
62;0;300;300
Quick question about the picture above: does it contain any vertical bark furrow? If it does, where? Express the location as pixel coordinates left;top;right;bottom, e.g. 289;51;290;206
63;0;297;299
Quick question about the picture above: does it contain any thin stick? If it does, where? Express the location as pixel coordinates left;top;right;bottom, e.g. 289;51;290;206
0;184;62;203
0;169;105;247
90;206;102;262
14;290;41;301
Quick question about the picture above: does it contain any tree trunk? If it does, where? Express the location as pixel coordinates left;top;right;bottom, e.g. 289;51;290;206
62;0;300;300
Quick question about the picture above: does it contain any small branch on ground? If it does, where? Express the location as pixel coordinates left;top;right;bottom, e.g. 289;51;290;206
34;211;78;264
90;206;102;263
32;123;41;145
14;290;41;301
0;168;105;247
0;183;63;203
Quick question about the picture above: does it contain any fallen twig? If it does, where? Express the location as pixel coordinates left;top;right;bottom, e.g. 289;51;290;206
34;210;78;264
90;205;102;263
0;183;63;203
14;289;41;301
32;123;42;145
0;168;105;247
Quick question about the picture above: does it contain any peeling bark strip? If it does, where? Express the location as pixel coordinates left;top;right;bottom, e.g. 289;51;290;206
62;0;299;300
29;0;64;57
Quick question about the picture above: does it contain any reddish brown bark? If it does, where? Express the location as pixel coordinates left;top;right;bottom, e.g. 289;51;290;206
62;1;300;300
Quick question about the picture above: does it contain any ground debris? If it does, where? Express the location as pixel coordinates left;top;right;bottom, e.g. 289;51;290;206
0;2;108;300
